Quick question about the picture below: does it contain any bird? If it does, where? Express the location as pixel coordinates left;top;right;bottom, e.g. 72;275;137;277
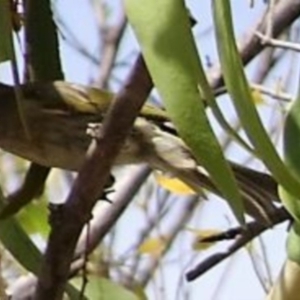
0;81;279;223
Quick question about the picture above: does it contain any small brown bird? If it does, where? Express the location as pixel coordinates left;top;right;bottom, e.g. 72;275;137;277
0;81;279;222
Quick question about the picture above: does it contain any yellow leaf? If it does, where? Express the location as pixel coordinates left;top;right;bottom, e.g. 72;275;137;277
154;171;196;195
186;228;222;251
251;89;264;105
138;236;167;256
132;284;148;300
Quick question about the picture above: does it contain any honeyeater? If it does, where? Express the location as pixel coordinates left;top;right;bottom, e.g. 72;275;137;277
0;81;278;221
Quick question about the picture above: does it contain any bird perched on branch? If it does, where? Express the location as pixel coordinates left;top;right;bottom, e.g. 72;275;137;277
0;81;279;222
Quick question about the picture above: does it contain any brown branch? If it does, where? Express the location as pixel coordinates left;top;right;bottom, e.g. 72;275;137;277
186;207;290;281
209;0;300;91
251;47;276;84
74;164;151;257
6;167;151;298
255;31;300;52
34;55;153;299
0;165;50;218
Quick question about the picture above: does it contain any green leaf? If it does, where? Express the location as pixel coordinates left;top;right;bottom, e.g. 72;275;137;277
17;195;50;237
212;0;300;199
280;82;300;221
0;190;82;298
194;53;256;155
279;75;300;262
125;0;244;223
71;276;141;300
0;0;13;62
0;189;42;274
286;223;300;265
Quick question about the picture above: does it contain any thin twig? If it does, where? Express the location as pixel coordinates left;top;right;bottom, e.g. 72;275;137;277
255;31;300;52
137;195;202;288
94;2;127;88
186;207;290;281
208;0;300;90
264;0;275;41
251;83;291;102
214;83;292;102
74;165;151;257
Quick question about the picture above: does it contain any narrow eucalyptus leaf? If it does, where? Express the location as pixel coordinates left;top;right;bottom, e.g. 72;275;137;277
125;0;245;223
213;0;300;199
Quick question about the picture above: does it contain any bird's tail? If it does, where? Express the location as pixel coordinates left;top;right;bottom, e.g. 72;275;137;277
137;118;280;224
152;156;279;224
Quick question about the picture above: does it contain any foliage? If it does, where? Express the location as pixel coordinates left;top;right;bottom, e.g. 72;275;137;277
0;0;299;299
